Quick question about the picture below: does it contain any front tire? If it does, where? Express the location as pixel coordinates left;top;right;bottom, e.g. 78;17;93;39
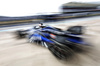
15;30;27;39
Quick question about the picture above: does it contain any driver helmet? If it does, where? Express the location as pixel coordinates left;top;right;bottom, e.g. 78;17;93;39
39;22;46;28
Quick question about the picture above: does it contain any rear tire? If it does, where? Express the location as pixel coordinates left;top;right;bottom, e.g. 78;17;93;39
67;26;84;35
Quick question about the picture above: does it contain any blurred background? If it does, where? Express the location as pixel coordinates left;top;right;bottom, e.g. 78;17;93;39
0;0;100;16
0;0;100;66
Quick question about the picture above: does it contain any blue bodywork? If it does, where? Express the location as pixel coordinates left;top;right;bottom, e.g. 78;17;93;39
29;26;87;45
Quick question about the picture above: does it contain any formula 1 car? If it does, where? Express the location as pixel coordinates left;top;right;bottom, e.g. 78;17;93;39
15;23;90;60
16;23;83;39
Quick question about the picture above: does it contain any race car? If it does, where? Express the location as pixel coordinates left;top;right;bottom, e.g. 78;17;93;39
15;23;83;39
15;23;90;60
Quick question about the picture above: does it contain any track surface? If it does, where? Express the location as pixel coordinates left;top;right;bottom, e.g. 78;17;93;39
0;16;100;66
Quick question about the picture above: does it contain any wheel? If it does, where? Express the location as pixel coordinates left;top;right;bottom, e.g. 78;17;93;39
15;30;27;39
67;26;84;35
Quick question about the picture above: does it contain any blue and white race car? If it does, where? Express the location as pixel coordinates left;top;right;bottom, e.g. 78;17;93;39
15;23;91;60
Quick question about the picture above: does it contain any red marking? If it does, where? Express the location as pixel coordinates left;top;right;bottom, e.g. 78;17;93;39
50;34;56;39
